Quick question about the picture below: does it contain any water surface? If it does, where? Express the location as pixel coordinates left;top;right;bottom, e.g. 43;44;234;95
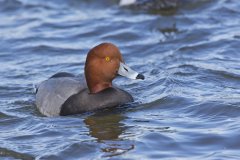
0;0;240;159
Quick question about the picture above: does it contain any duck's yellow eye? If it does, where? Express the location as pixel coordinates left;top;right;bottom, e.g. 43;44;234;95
105;56;110;62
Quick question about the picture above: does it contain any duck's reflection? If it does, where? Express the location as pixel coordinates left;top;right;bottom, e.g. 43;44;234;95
84;111;126;141
84;110;134;157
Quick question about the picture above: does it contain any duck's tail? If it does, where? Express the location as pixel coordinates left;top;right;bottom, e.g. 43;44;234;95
33;83;39;94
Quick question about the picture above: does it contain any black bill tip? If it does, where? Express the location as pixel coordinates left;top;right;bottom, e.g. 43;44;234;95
136;74;145;80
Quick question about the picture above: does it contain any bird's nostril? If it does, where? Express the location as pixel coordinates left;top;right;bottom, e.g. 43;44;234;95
124;67;128;72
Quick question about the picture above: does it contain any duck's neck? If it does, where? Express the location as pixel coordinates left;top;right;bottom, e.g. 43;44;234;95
89;82;112;94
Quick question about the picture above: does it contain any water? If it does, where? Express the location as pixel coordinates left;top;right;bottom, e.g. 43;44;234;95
0;0;240;159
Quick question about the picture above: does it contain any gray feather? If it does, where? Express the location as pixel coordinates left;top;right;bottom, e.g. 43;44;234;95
36;77;85;116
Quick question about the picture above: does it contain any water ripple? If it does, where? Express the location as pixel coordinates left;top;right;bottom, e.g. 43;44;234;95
0;0;240;159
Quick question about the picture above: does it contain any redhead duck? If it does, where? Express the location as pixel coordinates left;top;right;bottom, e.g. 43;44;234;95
36;43;144;116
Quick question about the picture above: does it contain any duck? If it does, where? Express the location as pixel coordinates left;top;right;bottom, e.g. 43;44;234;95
35;43;144;116
119;0;178;10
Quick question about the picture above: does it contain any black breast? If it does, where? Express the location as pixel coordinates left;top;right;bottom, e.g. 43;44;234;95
60;87;133;116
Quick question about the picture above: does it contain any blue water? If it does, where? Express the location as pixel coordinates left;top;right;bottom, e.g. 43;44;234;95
0;0;240;159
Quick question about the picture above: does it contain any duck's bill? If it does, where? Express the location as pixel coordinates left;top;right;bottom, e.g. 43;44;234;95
118;62;144;80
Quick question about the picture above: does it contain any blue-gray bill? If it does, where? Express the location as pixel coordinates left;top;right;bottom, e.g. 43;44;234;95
118;62;144;80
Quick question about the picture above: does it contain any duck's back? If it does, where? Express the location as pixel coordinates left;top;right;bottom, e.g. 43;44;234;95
36;73;133;116
36;73;85;116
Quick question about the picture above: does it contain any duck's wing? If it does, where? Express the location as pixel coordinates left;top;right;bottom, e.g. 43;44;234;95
36;76;86;116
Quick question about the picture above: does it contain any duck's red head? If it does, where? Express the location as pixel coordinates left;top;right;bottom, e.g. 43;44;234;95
85;43;144;93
